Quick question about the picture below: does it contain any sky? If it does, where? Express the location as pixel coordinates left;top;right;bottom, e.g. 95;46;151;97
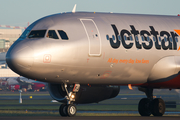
0;0;180;27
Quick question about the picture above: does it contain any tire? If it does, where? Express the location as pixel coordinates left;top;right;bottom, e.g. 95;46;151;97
151;98;165;116
66;104;77;117
138;98;151;116
59;103;67;117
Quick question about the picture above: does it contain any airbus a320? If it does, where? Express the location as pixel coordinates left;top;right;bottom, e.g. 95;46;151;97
6;11;180;117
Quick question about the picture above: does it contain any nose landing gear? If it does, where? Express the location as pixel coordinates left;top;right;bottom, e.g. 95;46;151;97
59;103;68;117
66;104;77;117
59;84;80;117
59;103;77;117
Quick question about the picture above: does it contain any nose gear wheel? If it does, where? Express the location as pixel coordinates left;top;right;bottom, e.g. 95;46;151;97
59;83;80;117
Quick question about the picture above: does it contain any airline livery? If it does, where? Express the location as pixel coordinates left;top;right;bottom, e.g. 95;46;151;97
6;11;180;117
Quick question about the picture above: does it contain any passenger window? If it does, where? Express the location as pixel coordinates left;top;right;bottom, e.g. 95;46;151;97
106;35;109;40
112;35;115;40
28;30;46;38
135;35;139;42
141;36;144;41
58;30;69;40
158;37;161;42
118;35;121;41
46;30;59;39
124;35;127;41
147;36;150;42
129;35;133;41
169;37;173;43
175;37;178;42
153;36;156;42
164;37;167;42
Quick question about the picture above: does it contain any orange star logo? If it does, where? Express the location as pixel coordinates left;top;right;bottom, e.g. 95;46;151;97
178;46;180;51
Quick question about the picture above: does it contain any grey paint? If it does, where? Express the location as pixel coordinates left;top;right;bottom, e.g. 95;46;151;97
5;12;180;86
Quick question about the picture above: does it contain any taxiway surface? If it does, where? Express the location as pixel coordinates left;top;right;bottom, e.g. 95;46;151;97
0;116;180;120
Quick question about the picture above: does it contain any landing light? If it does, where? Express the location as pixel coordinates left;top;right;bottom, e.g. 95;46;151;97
71;94;75;99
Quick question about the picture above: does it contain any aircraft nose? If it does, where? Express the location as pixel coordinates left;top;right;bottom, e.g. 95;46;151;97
6;45;34;75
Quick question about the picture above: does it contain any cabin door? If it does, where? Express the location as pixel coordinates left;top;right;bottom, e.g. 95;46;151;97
80;19;101;56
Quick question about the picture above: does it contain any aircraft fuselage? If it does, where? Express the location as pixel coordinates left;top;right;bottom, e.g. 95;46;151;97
6;12;180;87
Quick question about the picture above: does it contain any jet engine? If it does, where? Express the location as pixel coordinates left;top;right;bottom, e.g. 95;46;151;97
48;83;120;104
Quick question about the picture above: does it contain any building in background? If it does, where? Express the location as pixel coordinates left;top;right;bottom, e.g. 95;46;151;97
0;29;22;52
0;29;22;77
0;29;22;76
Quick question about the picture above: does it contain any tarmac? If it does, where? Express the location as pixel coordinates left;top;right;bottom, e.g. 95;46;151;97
0;116;180;120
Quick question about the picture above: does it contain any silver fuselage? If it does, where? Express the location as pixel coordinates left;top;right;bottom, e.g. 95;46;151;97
6;12;180;86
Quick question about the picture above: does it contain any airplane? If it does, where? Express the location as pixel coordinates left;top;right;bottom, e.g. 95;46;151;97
5;10;180;117
0;76;47;92
0;78;8;90
8;77;47;92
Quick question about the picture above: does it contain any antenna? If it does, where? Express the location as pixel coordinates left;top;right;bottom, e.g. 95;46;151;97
72;4;77;13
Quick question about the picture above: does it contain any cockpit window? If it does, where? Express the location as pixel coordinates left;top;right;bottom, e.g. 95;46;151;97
28;30;46;38
46;30;59;39
20;29;30;39
58;30;69;40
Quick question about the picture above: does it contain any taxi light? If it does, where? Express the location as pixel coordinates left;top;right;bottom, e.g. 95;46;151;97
71;94;75;99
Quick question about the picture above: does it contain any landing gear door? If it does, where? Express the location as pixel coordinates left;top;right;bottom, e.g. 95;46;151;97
80;19;101;57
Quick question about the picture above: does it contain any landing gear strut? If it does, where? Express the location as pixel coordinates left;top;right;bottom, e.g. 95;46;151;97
138;87;166;116
59;84;80;117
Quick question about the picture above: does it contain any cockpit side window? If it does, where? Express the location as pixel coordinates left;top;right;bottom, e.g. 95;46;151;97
46;30;59;39
20;29;30;39
58;30;69;40
28;30;46;38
